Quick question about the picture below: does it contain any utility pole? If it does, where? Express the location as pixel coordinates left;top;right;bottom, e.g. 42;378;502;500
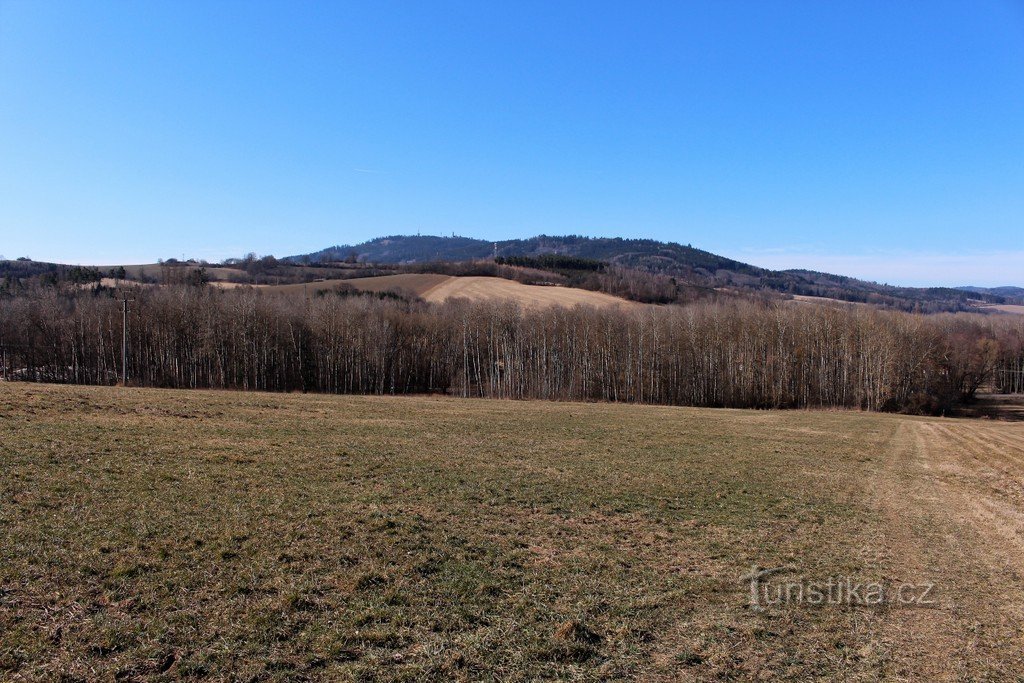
120;296;135;385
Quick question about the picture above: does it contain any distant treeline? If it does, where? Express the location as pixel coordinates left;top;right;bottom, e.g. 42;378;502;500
760;270;1006;313
495;254;606;272
2;286;1022;414
0;261;111;286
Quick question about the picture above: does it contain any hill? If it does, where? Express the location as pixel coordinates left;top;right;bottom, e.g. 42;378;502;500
220;274;643;310
4;235;1020;313
289;235;1021;313
294;235;761;278
347;273;644;310
959;285;1024;298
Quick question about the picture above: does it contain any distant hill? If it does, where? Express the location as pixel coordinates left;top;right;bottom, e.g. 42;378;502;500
293;234;758;278
958;286;1024;298
288;235;1020;313
4;235;1019;314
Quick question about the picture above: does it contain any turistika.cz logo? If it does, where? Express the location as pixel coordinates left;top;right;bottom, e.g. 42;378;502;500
740;566;937;610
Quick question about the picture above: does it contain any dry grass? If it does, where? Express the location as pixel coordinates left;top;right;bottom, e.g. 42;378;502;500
973;304;1024;316
789;294;868;308
213;274;454;298
411;276;643;311
215;274;644;310
344;274;451;298
2;384;1024;681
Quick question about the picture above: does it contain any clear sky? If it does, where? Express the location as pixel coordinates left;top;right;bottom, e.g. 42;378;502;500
1;1;1022;286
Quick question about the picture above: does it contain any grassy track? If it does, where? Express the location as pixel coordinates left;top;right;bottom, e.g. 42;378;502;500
2;384;1023;681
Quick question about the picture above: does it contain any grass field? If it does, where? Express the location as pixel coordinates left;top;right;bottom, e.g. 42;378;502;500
2;384;1024;681
213;274;643;310
408;276;642;310
975;303;1024;316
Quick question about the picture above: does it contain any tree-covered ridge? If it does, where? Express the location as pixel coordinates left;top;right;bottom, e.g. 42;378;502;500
288;234;1019;311
292;234;759;276
4;234;1020;313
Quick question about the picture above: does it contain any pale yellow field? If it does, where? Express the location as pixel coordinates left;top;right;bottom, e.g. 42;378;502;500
408;275;643;310
206;274;449;298
975;303;1024;315
790;294;867;307
214;274;643;310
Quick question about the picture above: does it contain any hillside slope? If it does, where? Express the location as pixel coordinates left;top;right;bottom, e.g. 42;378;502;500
400;275;643;310
294;234;758;278
230;274;644;310
289;235;1020;312
959;285;1024;298
4;235;1019;313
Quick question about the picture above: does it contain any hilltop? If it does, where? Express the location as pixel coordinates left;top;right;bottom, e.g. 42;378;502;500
289;234;1022;313
293;235;756;278
2;234;1020;314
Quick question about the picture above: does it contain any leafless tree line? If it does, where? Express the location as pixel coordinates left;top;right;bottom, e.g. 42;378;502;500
994;321;1024;394
1;286;1021;413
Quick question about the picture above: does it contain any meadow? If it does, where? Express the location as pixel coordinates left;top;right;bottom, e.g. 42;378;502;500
2;383;1024;681
220;273;644;311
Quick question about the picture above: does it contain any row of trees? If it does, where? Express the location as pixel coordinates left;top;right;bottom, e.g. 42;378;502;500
994;322;1024;394
1;286;1021;413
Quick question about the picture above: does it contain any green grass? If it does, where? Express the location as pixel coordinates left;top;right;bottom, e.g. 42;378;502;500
1;384;1019;680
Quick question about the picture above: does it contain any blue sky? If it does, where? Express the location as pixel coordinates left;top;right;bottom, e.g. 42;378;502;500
1;1;1022;286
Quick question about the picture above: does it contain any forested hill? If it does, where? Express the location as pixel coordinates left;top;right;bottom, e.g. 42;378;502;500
289;235;1020;311
293;235;758;277
2;235;1018;313
958;286;1024;298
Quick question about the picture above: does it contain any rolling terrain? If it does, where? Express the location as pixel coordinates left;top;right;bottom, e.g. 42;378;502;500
975;303;1024;316
959;286;1024;298
227;274;644;310
414;276;643;310
4;234;1021;313
3;384;1024;680
289;234;1023;312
